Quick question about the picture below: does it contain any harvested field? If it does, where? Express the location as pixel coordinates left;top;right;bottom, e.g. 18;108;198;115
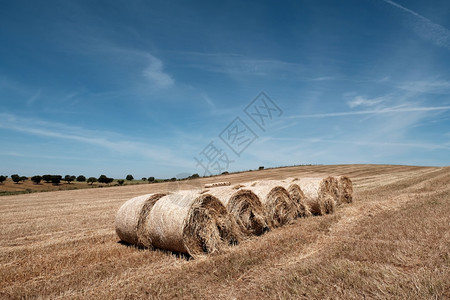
1;164;449;299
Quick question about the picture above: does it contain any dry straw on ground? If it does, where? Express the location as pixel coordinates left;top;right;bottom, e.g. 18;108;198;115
206;186;268;236
146;190;240;257
204;182;231;188
243;180;297;228
296;177;337;215
338;176;353;204
115;193;167;247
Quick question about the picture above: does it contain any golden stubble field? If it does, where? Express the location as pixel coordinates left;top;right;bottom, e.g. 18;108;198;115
1;164;449;299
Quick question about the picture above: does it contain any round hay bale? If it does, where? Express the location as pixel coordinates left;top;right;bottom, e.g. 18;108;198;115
146;190;240;257
204;182;231;188
282;179;312;218
207;186;269;236
297;177;337;215
115;193;167;247
243;180;297;228
325;176;340;206
338;176;353;204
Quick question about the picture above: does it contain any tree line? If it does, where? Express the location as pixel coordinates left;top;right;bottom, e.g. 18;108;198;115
0;174;160;186
0;173;202;186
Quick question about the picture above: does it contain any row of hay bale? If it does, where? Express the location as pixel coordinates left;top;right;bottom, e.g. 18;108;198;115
115;176;353;257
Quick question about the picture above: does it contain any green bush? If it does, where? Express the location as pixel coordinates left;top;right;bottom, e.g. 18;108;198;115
31;175;42;184
42;174;52;183
11;174;21;184
76;175;86;182
87;177;97;185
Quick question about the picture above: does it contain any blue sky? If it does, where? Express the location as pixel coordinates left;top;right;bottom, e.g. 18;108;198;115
1;0;450;178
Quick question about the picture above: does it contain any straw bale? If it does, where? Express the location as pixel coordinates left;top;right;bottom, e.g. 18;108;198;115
243;180;297;228
115;193;167;247
207;186;268;236
146;190;239;256
338;176;353;204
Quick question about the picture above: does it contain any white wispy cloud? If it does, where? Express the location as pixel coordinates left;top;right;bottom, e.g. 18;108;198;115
382;0;450;49
288;105;450;119
143;54;175;88
268;136;450;150
0;113;192;168
174;51;303;77
59;36;176;90
310;76;336;81
397;80;450;94
26;89;42;106
347;96;386;108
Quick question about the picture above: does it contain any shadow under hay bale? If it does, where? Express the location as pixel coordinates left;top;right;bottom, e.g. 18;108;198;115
243;180;297;228
146;190;240;257
206;187;269;236
115;193;167;247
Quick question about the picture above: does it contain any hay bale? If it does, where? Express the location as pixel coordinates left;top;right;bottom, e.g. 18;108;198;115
281;179;312;218
146;190;240;257
326;176;340;205
204;182;231;188
338;176;353;204
115;193;167;247
206;186;269;236
243;180;297;228
297;177;337;215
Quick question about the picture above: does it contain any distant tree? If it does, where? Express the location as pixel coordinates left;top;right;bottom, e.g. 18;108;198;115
98;175;108;184
87;177;97;185
259;166;264;170
126;174;134;181
147;177;155;183
31;175;42;184
221;171;229;175
170;177;177;181
64;175;76;184
42;174;52;183
117;179;125;185
190;173;200;179
104;177;114;185
76;175;86;182
0;175;7;184
11;174;21;184
51;175;62;185
142;177;147;181
20;176;28;183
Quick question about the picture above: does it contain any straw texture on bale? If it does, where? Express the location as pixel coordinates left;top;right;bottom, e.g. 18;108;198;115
244;180;297;228
115;193;167;247
326;176;340;205
282;179;312;218
338;176;353;204
204;182;231;188
297;177;337;215
206;186;268;236
146;190;240;256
